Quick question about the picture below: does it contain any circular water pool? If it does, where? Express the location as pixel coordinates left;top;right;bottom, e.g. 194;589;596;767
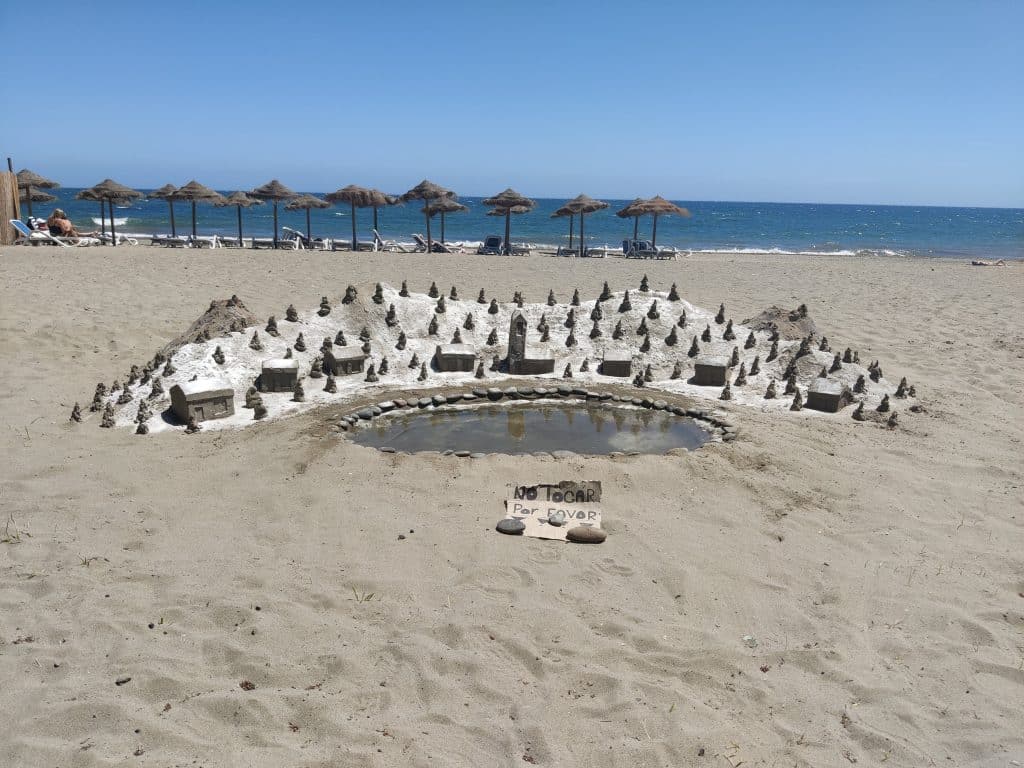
349;401;713;455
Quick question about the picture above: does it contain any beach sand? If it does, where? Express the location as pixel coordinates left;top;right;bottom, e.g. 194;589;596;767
1;246;1022;767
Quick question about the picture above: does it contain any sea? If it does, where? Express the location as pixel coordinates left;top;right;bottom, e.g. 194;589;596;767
34;189;1023;260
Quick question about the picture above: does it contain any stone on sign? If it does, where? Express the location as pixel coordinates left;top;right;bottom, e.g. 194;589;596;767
260;358;299;392
805;378;855;413
433;343;476;373
693;354;732;386
169;377;235;423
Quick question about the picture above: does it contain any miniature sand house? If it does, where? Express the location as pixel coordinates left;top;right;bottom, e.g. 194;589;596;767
805;378;854;413
323;347;367;376
434;344;476;372
600;351;633;378
260;358;300;392
507;310;555;375
169;378;235;423
693;355;732;386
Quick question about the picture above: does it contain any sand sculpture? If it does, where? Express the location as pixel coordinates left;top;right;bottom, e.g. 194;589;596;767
86;287;900;435
319;297;332;316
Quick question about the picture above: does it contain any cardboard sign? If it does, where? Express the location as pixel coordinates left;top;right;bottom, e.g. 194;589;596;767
504;498;603;541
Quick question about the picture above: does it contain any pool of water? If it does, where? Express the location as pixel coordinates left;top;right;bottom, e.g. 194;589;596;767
350;402;713;455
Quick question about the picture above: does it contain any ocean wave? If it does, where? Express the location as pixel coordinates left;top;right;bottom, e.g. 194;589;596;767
93;217;129;227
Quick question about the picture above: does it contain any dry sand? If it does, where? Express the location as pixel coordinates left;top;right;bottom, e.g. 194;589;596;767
1;246;1022;767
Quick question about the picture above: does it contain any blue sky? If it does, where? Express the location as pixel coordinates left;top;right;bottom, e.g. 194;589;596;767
2;1;1021;207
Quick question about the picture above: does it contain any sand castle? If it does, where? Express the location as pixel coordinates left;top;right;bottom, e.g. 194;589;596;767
82;281;903;434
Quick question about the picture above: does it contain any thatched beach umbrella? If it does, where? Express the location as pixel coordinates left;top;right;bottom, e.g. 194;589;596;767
82;179;143;245
482;188;535;255
551;205;575;249
174;180;224;239
325;185;389;250
148;184;179;237
215;191;263;247
250;179;297;248
636;195;691;247
19;188;57;206
16;169;59;219
75;187;105;235
285;194;331;242
401;179;453;254
616;197;646;241
563;194;609;257
423;197;468;244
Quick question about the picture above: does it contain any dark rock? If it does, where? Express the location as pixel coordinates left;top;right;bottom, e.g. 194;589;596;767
566;526;606;543
496;518;526;535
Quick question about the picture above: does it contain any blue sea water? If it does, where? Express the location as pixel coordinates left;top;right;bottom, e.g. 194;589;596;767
32;189;1023;260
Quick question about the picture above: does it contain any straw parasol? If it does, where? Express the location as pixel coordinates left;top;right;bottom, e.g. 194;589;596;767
616;197;647;241
250;180;297;248
482;188;535;255
285;194;331;243
16;169;59;218
80;179;143;245
324;185;391;250
215;191;263;247
173;180;224;239
401;180;453;254
422;197;468;244
635;195;691;247
562;194;609;257
148;184;179;237
19;188;57;206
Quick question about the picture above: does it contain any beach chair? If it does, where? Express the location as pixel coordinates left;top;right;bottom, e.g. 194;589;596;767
622;239;658;259
477;235;503;255
372;229;411;252
97;232;140;246
508;242;531;256
9;219;99;247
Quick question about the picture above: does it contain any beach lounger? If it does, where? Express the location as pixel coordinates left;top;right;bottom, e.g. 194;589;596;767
9;219;99;247
508;242;531;256
622;239;659;259
411;233;461;253
97;232;140;246
477;235;503;255
372;229;411;252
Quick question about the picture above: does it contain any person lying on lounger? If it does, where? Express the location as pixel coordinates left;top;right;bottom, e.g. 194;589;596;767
45;209;96;238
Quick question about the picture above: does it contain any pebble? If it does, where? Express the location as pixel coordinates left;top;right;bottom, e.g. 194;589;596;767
417;397;433;408
723;433;737;442
566;526;607;543
631;398;644;406
502;387;519;397
571;387;588;396
377;401;395;412
472;388;488;398
487;388;503;400
556;385;572;395
393;398;407;408
379;446;396;453
433;394;447;406
454;450;471;457
115;676;132;686
496;518;526;535
441;449;454;456
336;422;349;431
356;409;374;420
532;451;551;458
608;451;624;457
653;400;668;410
534;387;549;396
671;406;686;416
585;391;600;399
551;450;576;459
371;406;382;416
445;393;462;403
518;387;535;396
547;510;567;526
470;452;486;459
462;393;477;401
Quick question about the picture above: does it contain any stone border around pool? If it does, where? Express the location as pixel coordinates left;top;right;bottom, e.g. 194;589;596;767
332;385;739;457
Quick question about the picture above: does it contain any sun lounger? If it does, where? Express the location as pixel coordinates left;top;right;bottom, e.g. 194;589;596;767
97;232;140;246
477;235;503;255
9;219;99;247
411;233;461;253
372;229;411;252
